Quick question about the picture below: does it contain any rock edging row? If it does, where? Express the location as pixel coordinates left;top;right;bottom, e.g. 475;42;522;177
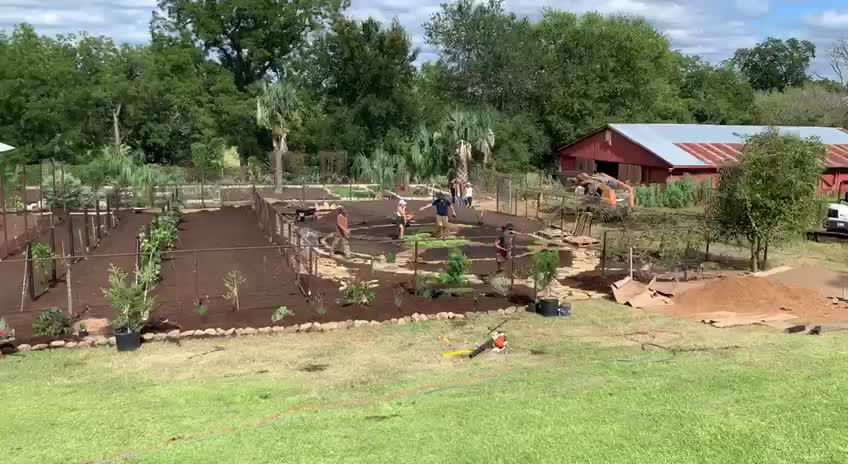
14;307;522;353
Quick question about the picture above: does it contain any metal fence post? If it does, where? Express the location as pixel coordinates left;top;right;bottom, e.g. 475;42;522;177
193;250;199;305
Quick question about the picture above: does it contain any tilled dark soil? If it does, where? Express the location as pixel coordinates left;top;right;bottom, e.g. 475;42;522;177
0;211;153;341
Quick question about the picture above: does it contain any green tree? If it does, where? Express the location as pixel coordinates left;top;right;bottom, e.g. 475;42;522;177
715;129;825;271
424;0;539;112
304;16;419;155
753;82;848;127
191;138;224;207
678;56;754;124
733;38;816;92
534;12;687;147
256;81;303;190
439;110;494;184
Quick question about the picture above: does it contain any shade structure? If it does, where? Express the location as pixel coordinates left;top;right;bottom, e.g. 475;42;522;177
0;142;14;153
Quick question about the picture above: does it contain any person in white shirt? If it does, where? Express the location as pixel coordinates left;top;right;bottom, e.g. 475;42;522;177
396;199;409;240
464;183;473;207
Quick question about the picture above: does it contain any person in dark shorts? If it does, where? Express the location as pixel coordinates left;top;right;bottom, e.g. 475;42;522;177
419;193;456;239
332;207;351;257
495;223;514;273
396;199;409;240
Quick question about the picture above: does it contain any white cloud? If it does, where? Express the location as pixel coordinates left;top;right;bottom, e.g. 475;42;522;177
0;0;824;74
734;0;770;17
804;10;848;31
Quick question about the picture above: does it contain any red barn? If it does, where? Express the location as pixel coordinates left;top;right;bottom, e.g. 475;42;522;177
558;124;848;194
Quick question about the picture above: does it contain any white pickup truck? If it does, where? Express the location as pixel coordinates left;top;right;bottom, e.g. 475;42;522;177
825;203;848;232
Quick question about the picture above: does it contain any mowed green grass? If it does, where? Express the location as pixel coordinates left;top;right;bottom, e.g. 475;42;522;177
3;300;848;464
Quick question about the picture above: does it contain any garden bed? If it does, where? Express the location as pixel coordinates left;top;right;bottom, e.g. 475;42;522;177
0;210;153;341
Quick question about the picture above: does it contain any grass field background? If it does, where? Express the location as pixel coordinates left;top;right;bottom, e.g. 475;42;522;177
3;300;848;463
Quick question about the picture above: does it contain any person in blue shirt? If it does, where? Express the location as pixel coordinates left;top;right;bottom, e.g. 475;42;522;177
419;193;456;239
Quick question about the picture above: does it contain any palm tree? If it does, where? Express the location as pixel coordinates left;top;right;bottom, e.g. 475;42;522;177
256;81;302;191
440;110;495;184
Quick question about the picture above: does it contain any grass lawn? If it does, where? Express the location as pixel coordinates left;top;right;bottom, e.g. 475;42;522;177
403;232;469;249
4;300;848;463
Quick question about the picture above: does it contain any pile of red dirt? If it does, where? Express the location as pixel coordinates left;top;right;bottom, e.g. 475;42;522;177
671;275;848;323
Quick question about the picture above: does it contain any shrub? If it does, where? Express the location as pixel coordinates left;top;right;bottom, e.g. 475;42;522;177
490;275;511;297
532;250;559;292
32;308;71;337
31;243;54;286
343;280;376;305
271;305;293;322
438;249;469;286
102;265;155;333
0;317;15;341
194;305;209;318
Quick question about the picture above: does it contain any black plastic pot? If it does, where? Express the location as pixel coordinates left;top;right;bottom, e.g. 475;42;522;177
536;298;560;317
78;329;88;338
114;329;141;352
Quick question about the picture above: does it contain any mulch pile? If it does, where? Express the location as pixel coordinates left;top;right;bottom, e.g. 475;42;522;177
671;275;848;323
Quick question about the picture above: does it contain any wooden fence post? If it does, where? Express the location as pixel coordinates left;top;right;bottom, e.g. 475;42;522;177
413;239;419;294
82;207;90;253
26;242;35;301
49;226;57;284
95;192;102;241
66;210;75;259
601;230;609;279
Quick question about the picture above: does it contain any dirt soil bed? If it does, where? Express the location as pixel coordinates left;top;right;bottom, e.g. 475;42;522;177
669;275;848;323
143;207;511;336
0;211;153;342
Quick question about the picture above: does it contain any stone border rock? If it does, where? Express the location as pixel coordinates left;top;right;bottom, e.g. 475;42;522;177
12;306;527;353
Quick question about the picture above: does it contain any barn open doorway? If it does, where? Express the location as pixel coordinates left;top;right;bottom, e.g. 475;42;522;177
595;160;618;177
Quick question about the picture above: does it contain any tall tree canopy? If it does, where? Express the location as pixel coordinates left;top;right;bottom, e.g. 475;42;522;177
303;16;419;155
155;0;343;90
534;12;687;145
678;56;754;125
733;38;816;92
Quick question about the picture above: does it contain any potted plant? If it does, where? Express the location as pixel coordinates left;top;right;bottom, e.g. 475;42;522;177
531;251;560;317
78;321;88;338
102;265;155;352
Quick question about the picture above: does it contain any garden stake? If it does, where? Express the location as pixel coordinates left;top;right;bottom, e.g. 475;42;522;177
1;171;7;258
64;243;73;317
49;226;57;284
413;239;419;295
95;193;101;241
19;245;29;312
21;166;28;242
83;208;90;253
193;250;199;305
66;209;75;258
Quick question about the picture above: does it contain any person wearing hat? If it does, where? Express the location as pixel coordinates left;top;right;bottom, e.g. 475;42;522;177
419;193;456;239
396;199;409;240
332;206;351;258
495;223;514;273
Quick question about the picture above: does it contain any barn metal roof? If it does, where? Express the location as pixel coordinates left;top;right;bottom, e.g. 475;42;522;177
0;142;14;153
608;124;848;168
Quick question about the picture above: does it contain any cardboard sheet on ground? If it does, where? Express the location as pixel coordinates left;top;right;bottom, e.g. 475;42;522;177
611;277;671;308
696;311;798;328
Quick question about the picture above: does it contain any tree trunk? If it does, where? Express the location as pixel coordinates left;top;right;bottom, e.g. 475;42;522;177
273;136;282;193
112;103;122;152
761;238;769;271
456;141;471;185
240;162;247;184
749;238;759;272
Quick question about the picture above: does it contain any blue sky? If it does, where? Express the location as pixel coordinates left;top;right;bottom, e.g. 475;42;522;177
1;0;847;77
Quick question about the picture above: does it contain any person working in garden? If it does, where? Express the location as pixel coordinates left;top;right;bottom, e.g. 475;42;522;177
332;206;351;258
465;182;474;207
450;180;458;205
495;223;514;273
419;193;456;239
396;199;410;240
